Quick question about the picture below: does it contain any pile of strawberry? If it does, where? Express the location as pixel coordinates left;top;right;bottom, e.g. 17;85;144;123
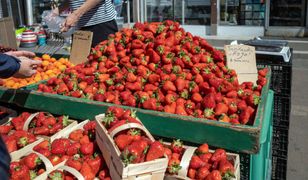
0;112;37;153
0;112;72;153
165;140;235;180
101;106;165;165
32;121;111;180
10;152;46;180
38;20;268;125
27;112;71;136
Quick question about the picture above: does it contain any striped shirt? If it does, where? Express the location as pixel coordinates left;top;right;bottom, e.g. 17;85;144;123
70;0;117;27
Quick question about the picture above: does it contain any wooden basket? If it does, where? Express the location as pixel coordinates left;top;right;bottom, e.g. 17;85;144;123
95;114;168;180
164;144;240;180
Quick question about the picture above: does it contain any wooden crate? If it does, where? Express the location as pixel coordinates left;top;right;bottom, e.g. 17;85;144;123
95;114;168;180
164;144;240;180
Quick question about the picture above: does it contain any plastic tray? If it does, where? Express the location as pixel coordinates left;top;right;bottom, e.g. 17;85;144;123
273;95;291;128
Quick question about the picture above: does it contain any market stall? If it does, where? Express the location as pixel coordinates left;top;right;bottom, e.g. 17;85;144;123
0;17;285;180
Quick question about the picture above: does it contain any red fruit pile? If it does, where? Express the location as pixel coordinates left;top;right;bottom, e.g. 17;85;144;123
165;140;235;180
33;121;111;179
101;106;165;165
38;20;268;125
28;112;71;136
10;153;46;180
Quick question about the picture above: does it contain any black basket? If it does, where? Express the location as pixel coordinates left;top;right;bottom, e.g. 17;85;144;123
272;127;289;158
256;54;292;97
272;156;287;180
239;153;251;180
273;95;291;128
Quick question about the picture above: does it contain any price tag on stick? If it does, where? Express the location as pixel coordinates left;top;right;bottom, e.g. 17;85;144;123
69;30;93;65
225;45;258;84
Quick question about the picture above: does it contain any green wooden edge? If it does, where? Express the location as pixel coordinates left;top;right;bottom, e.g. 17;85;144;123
0;87;16;103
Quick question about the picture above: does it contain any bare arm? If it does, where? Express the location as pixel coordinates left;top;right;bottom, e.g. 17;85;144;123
61;0;103;32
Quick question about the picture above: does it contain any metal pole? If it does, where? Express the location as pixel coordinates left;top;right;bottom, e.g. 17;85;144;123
6;0;12;17
17;0;24;26
182;0;185;25
0;1;3;18
127;0;131;27
265;0;270;30
25;0;34;25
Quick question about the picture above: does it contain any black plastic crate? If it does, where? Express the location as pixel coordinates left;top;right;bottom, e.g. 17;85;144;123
272;156;287;180
239;153;250;180
273;95;291;128
272;127;289;158
256;53;292;97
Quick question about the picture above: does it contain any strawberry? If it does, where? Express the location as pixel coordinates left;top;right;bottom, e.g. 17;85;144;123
189;155;205;169
48;155;62;166
202;93;216;109
163;80;176;92
226;90;238;98
199;153;212;163
66;142;81;156
211;149;227;162
51;138;71;155
214;103;228;116
167;158;181;174
69;129;84;141
228;102;238;114
48;170;64;180
127;129;141;141
197;143;209;154
80;162;96;180
0;125;13;134
114;134;133;151
20;153;42;170
146;141;165;161
191;92;202;103
142;98;158;110
219;159;235;176
170;139;184;154
164;147;172;160
205;170;222;180
66;156;82;171
197;166;210;179
80;142;94;155
239;108;252;125
187;168;197;179
219;114;231;123
164;102;177;114
33;126;50;136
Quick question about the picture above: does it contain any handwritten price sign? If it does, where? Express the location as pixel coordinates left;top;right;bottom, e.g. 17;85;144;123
225;44;258;83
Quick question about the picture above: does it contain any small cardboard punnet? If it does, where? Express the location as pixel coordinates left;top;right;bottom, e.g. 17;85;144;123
95;114;168;180
164;143;240;180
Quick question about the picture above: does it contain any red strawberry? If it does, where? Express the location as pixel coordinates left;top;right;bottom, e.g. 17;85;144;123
66;156;82;171
20;153;42;170
0;125;13;134
219;159;235;176
114;134;133;151
228;102;238;114
197;143;209;154
226;90;238;98
170;139;184;154
199;153;212;163
202;93;216;109
163;81;176;92
80;162;96;180
214;103;228;116
167;158;181;174
205;170;222;180
51;138;71;155
66;142;81;156
211;149;227;162
196;166;210;179
189;155;205;169
146;141;165;161
80;142;94;155
191;92;202;103
188;168;197;179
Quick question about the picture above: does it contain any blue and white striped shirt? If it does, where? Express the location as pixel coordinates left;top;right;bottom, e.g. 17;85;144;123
70;0;117;27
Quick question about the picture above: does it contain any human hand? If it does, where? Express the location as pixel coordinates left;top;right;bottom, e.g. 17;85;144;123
61;12;79;32
13;56;42;78
5;51;35;58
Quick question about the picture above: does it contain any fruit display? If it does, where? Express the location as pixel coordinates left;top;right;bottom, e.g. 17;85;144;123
101;106;165;165
0;112;75;153
0;45;16;53
9;152;50;180
32;120;112;180
37;20;268;125
1;54;73;89
95;106;168;179
164;140;239;180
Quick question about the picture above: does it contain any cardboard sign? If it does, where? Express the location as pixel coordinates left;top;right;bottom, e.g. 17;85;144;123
69;31;93;65
225;44;258;84
0;17;17;49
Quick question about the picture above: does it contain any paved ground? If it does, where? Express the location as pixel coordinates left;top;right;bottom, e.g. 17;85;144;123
287;57;308;179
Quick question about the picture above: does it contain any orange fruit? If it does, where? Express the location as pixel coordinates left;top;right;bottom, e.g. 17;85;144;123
42;54;51;60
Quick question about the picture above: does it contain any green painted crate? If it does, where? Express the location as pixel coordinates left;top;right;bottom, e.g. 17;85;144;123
240;90;274;180
12;72;272;154
0;86;15;103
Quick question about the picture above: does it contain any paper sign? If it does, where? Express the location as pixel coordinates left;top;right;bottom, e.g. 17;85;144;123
69;31;93;65
225;44;258;84
0;17;17;49
224;45;257;74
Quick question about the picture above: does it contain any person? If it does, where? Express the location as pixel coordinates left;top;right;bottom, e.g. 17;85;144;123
0;50;41;179
61;0;118;47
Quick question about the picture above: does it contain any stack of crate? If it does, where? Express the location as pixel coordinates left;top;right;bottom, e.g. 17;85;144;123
256;53;292;180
